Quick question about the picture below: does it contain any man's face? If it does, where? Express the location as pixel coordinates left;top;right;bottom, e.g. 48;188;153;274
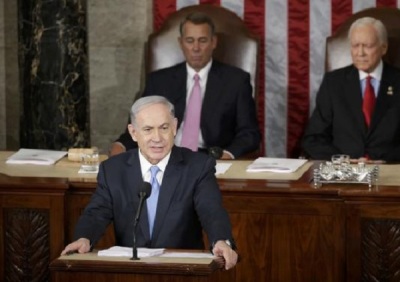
128;103;177;164
350;24;387;73
179;22;217;72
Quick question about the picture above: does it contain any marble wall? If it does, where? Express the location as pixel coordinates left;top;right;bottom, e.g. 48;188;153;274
89;0;152;153
0;0;152;153
0;1;19;150
19;0;89;150
0;0;4;149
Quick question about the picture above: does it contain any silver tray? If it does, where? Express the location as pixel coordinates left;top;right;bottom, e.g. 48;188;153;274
313;162;379;188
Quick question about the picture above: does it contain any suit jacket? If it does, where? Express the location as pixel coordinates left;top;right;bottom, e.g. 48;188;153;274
302;63;400;161
74;146;234;249
117;60;260;158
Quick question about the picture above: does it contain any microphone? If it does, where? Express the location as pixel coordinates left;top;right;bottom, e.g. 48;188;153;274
131;181;151;260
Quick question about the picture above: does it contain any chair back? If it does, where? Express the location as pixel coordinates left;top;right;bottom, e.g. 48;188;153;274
326;7;400;72
146;4;259;98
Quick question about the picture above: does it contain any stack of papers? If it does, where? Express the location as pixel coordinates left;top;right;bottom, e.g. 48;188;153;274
97;246;165;258
6;149;67;165
215;163;232;175
246;157;307;173
160;252;214;258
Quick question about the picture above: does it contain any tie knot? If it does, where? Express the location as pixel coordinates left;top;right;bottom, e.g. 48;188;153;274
150;166;160;178
366;75;372;83
194;74;200;81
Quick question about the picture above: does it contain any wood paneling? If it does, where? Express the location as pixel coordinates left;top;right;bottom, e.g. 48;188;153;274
1;165;400;281
223;194;345;282
346;202;400;282
0;174;68;282
50;254;234;281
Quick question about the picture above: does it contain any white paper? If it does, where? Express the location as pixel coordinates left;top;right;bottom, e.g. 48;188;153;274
215;162;232;175
246;157;307;173
78;167;99;174
6;149;67;165
159;252;215;258
97;246;165;257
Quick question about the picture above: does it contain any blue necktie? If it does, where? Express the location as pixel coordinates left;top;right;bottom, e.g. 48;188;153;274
147;166;160;238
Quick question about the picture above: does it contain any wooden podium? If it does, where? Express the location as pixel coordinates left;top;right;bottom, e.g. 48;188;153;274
49;250;235;282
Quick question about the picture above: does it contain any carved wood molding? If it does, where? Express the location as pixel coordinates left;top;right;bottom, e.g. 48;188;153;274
5;208;50;282
361;218;400;281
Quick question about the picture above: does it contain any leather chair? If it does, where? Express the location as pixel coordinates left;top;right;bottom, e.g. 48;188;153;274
145;4;259;100
326;7;400;72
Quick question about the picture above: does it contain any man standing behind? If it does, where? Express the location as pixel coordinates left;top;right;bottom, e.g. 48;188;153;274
62;96;238;270
302;17;400;162
110;12;260;159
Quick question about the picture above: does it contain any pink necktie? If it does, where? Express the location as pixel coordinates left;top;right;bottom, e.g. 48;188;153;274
181;74;201;151
362;75;376;127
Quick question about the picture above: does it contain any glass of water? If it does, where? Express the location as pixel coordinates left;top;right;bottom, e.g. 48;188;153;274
331;154;350;168
81;148;99;172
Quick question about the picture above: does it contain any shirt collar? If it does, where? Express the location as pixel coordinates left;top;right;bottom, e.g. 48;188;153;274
138;149;171;176
186;59;212;81
358;60;383;81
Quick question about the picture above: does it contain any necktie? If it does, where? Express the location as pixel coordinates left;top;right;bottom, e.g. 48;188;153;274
362;75;376;127
181;74;202;151
147;166;160;238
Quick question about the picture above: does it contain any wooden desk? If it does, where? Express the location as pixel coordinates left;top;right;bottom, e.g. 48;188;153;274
1;152;400;281
50;250;234;282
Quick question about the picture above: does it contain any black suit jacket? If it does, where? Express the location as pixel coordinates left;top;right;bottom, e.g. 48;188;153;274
302;63;400;161
74;146;234;249
117;60;260;158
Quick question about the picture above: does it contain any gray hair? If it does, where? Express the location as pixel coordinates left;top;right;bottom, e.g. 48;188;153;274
348;17;388;45
179;12;216;37
130;96;175;127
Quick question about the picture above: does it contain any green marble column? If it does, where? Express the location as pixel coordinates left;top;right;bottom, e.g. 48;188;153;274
19;0;89;149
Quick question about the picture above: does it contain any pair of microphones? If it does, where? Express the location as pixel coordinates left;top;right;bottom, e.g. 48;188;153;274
131;181;152;260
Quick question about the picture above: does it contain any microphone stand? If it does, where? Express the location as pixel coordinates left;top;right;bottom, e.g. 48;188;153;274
131;183;151;260
132;223;140;260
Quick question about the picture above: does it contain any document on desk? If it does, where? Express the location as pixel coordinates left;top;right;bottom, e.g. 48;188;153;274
215;162;232;175
246;157;307;173
160;252;214;258
97;246;165;257
6;149;67;165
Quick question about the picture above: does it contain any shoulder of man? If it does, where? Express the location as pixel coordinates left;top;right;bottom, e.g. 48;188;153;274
170;146;216;168
324;64;356;81
148;62;186;77
102;148;139;168
211;59;250;76
383;62;400;75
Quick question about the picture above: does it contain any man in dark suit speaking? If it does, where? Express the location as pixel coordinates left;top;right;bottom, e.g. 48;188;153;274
61;96;238;270
109;12;260;159
302;17;400;162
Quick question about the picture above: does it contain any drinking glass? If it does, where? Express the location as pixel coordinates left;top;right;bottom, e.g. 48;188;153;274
81;148;99;172
331;154;350;168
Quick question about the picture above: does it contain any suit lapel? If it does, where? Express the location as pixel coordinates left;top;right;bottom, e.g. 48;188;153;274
369;64;396;132
343;67;367;135
171;63;188;127
202;61;223;139
126;151;151;241
150;146;183;245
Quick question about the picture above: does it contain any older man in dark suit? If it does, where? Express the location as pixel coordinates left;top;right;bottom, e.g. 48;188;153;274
110;12;260;159
302;17;400;162
61;96;238;270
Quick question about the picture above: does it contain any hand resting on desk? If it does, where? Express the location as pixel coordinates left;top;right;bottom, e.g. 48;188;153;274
212;240;238;270
61;238;91;255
